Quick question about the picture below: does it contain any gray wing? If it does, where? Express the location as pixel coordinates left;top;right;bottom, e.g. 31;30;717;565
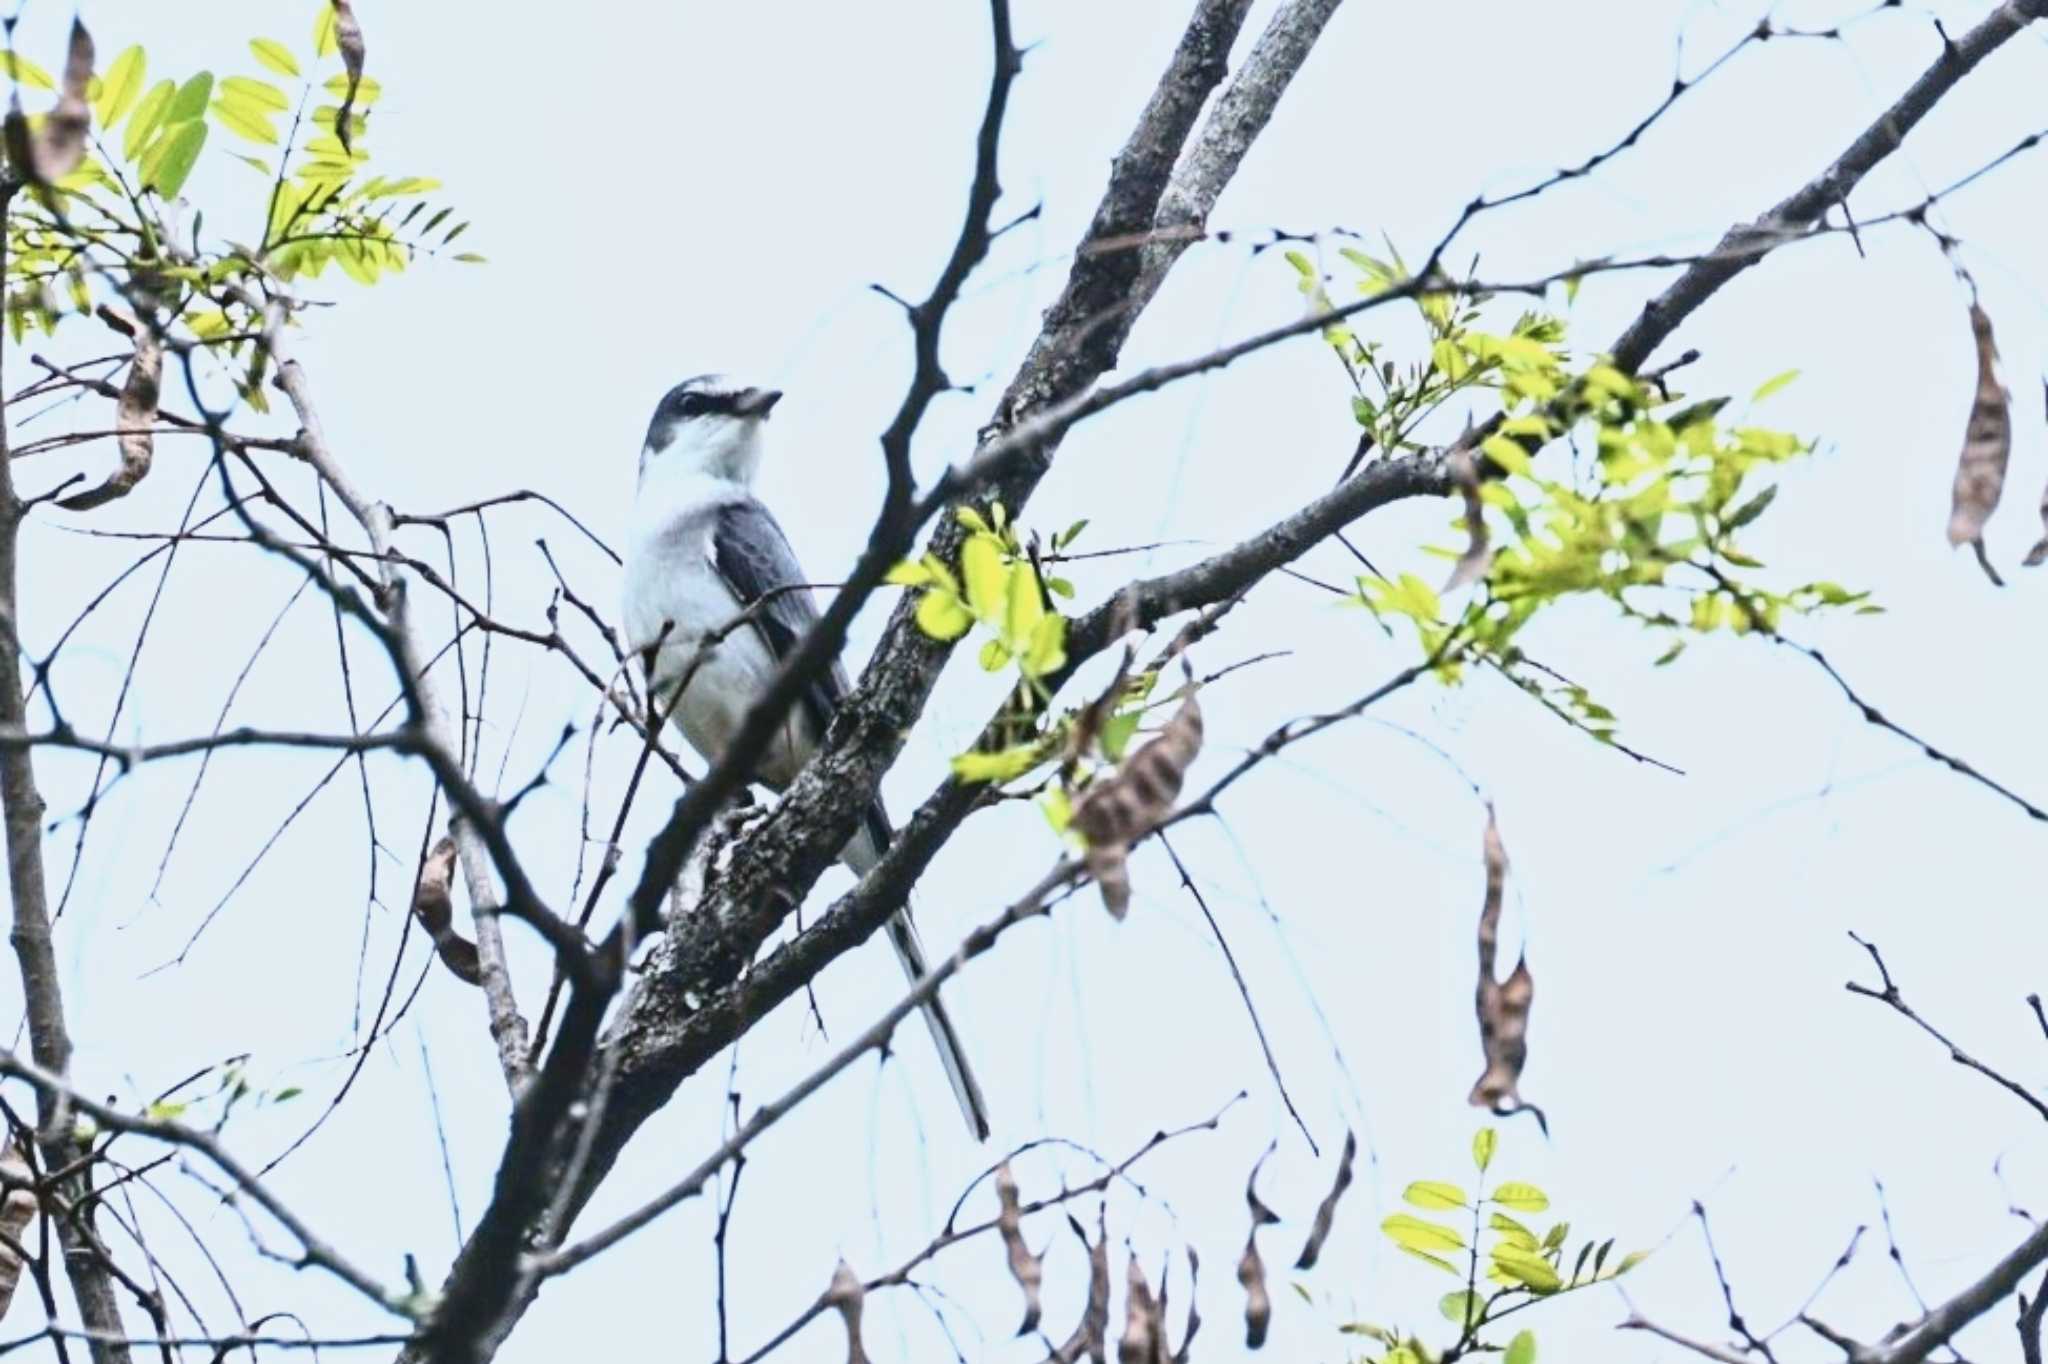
709;500;891;845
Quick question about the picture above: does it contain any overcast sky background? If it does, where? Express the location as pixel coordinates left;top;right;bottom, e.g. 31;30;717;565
6;0;2048;1360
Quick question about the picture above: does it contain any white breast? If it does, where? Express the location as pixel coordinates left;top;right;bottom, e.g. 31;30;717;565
621;471;811;788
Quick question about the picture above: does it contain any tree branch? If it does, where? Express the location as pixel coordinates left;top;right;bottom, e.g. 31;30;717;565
0;174;137;1364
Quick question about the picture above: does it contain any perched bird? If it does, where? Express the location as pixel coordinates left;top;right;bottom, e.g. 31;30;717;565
620;373;991;1140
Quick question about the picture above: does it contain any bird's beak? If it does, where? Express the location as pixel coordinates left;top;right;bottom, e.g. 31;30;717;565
736;387;784;418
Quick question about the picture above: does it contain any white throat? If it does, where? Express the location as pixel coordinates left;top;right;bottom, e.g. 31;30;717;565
639;414;764;490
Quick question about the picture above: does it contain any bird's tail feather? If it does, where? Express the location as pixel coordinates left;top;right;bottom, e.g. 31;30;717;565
884;909;991;1142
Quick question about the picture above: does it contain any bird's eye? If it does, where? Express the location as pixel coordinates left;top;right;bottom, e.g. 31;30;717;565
672;393;708;418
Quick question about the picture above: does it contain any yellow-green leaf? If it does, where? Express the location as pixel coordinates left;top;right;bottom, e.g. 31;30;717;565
122;80;175;160
165;72;214;126
139;119;207;198
1491;1245;1561;1293
978;638;1010;672
313;4;340;57
1438;1291;1482;1329
950;742;1046;785
1382;1214;1464;1255
0;51;54;91
959;533;1006;621
1396;1245;1462;1275
1022;613;1066;678
1491;1182;1549;1213
1403;1181;1468;1211
1003;561;1045;652
884;560;931;587
95;46;146;128
221;75;290;112
323;71;381;104
1472;1127;1497;1173
1611;1250;1649;1277
249;38;301;79
1488;1211;1536;1250
1505;1329;1537;1364
1751;368;1799;403
915;589;973;642
210;99;277;145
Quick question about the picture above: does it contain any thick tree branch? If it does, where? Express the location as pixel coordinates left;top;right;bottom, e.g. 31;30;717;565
1609;0;2048;373
0;175;136;1364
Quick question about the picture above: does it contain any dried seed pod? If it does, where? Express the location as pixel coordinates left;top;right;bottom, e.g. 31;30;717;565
995;1161;1044;1335
1118;1253;1165;1364
1294;1130;1357;1270
1069;687;1204;917
823;1259;869;1364
331;0;368;154
1050;1212;1110;1364
60;307;161;512
1443;445;1492;591
0;1136;35;1322
409;836;481;986
1469;808;1545;1133
1237;1142;1279;1349
1947;301;2011;584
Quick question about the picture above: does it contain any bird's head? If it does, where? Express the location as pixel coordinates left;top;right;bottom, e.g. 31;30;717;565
638;373;784;486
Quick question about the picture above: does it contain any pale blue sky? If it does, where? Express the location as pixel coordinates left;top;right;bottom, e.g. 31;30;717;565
7;1;2048;1360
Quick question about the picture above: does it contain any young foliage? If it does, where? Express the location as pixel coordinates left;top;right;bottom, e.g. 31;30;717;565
1294;245;1873;742
1;0;473;401
1342;1129;1645;1363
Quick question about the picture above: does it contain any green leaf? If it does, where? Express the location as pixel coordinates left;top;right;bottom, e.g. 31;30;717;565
1491;1182;1550;1213
140;119;207;198
95;46;147;128
978;638;1011;672
950;743;1046;784
959;533;1007;621
1488;1211;1537;1251
1722;485;1777;531
323;72;382;104
1541;1220;1569;1251
1100;710;1140;761
221;75;291;112
1382;1214;1464;1255
1472;1127;1497;1173
1751;368;1800;403
452;252;487;264
1040;785;1072;833
1056;517;1089;549
1612;1249;1649;1276
211;99;278;145
273;1086;303;1102
1284;248;1314;278
1505;1329;1537;1364
1438;1290;1482;1329
954;505;988;534
1481;434;1535;478
1023;613;1066;678
249;38;301;79
143;1099;187;1122
1491;1244;1561;1293
165;72;215;127
884;560;932;587
1403;1181;1468;1210
313;4;340;57
0;51;54;91
1044;576;1075;599
1003;561;1046;654
914;589;973;641
1395;1244;1462;1275
122;79;176;159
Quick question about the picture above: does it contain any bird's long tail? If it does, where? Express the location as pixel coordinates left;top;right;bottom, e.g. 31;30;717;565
882;908;992;1142
844;815;990;1141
